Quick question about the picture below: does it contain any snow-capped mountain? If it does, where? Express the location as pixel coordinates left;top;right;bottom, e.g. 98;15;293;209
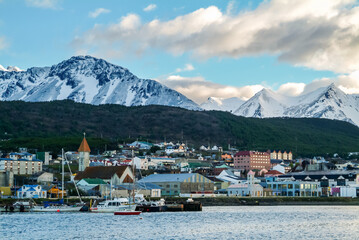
0;56;199;109
234;84;359;126
200;97;244;112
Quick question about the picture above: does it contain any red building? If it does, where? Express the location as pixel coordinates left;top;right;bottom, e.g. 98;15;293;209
234;151;271;171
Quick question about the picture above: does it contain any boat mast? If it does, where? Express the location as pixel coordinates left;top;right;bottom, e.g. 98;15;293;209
61;148;64;200
132;150;135;203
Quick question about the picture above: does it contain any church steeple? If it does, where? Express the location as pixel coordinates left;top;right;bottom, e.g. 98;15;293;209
78;132;91;152
78;133;90;171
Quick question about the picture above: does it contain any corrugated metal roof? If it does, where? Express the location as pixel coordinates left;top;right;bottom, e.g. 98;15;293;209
139;173;204;183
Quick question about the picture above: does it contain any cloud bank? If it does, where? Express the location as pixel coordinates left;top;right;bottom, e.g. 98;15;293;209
159;70;359;104
73;0;359;73
158;75;264;103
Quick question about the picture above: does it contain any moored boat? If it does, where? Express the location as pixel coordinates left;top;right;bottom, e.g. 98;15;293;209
114;210;141;215
90;198;136;213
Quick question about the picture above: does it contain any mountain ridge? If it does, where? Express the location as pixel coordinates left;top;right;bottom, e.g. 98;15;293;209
0;56;200;109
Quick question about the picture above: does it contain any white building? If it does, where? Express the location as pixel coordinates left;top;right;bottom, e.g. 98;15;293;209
227;170;263;197
1;158;42;175
17;185;47;199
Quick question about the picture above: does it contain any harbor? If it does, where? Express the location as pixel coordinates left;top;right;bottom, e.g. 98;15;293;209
1;206;359;239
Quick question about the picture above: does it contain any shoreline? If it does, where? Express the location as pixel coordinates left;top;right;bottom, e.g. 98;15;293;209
2;197;359;207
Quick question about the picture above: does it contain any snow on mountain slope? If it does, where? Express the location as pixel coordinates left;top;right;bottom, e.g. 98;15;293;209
0;56;200;110
234;88;289;117
200;97;244;112
233;83;359;126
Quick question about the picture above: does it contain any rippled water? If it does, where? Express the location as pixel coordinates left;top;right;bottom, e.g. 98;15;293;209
1;206;359;239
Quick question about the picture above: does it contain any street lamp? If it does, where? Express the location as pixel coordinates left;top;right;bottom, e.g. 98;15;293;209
1;191;4;199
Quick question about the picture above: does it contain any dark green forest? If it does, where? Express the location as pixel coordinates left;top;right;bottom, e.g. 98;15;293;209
0;100;359;157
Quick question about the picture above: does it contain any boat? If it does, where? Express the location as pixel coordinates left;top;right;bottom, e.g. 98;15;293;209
113;150;141;215
114;210;141;215
32;199;83;212
0;201;34;212
136;198;167;212
32;149;84;212
90;198;136;213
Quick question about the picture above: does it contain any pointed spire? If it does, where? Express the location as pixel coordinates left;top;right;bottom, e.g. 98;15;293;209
78;133;91;152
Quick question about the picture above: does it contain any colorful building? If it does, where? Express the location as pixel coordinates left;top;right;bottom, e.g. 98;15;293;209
234;151;271;170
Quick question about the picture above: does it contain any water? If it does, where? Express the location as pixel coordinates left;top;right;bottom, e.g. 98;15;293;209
1;206;359;239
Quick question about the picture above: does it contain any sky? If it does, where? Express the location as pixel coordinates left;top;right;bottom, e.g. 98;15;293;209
0;0;359;104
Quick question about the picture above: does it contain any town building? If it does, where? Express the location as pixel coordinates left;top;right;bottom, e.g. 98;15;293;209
266;178;320;197
270;150;293;160
234;151;271;170
138;173;214;196
227;171;263;197
74;166;135;185
16;185;47;199
0;156;43;175
37;172;54;184
78;135;91;172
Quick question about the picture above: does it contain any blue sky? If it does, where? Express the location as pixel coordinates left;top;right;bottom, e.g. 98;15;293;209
0;0;358;103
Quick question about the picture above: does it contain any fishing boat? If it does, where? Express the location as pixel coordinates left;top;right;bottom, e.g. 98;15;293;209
32;149;84;212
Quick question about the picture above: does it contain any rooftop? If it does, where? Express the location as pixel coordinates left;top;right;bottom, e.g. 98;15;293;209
78;137;91;152
139;173;209;183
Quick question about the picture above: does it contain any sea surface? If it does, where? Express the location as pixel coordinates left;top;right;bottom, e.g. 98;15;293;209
1;205;359;240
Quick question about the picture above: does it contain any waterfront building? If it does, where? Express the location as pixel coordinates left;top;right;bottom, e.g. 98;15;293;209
16;185;47;199
138;173;214;196
266;178;320;197
74;166;134;185
47;186;66;198
227;171;263;197
234;151;271;170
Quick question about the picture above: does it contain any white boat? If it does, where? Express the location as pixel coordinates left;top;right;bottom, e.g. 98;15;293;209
32;205;83;212
90;198;136;213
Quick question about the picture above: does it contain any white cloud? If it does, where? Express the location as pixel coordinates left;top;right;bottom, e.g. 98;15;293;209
175;64;194;73
143;4;157;12
159;74;263;103
277;82;306;96
25;0;60;9
0;36;8;50
89;8;110;18
73;0;359;73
